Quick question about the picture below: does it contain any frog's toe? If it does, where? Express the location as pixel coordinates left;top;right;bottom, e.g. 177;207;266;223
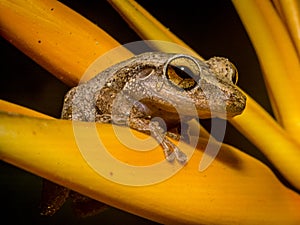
161;139;187;163
165;151;176;162
174;148;187;164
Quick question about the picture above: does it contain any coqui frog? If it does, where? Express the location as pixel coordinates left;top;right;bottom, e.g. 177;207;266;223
40;52;246;216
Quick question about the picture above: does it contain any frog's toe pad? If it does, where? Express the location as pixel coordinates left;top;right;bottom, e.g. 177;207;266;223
174;149;187;164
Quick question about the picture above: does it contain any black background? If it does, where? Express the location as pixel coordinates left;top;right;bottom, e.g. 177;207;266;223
1;1;283;224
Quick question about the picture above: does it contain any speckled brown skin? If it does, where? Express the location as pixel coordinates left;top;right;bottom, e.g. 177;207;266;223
41;52;246;216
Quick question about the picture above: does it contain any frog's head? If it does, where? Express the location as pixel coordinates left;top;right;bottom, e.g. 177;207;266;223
123;52;246;119
160;54;246;119
133;53;247;119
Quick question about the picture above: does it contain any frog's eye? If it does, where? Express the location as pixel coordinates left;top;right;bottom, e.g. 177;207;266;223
164;55;201;90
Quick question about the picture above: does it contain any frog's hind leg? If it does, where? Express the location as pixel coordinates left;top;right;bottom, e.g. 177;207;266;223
95;113;112;123
69;191;108;217
40;180;70;216
94;87;116;123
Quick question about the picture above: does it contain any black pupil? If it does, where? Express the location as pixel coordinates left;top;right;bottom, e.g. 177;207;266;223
172;65;195;79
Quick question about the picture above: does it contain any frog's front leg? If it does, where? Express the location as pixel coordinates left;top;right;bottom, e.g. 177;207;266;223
95;88;187;163
128;116;187;164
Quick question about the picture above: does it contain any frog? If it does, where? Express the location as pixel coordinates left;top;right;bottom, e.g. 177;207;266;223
40;52;246;216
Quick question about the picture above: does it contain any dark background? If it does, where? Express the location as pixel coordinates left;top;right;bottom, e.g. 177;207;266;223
1;0;282;224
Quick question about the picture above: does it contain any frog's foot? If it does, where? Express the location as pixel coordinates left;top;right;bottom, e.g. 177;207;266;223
70;191;109;217
160;137;187;163
40;180;70;216
149;121;187;164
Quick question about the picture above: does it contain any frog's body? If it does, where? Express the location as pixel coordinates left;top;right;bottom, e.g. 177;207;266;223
41;52;246;216
62;52;245;121
62;52;245;161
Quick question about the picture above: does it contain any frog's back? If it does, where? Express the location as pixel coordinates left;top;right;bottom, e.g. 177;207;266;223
61;52;174;121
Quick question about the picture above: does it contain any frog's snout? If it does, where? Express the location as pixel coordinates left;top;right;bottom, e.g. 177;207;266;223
225;93;247;117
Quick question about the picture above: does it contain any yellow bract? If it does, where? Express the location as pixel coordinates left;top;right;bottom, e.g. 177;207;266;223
232;0;300;139
0;0;133;86
1;106;300;224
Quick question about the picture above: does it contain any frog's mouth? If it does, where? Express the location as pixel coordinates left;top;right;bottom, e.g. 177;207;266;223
210;97;246;119
138;89;246;120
